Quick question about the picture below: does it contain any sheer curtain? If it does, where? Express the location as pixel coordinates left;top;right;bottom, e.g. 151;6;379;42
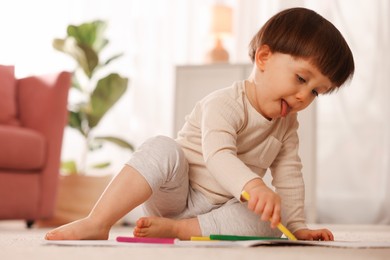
1;0;389;224
308;0;390;224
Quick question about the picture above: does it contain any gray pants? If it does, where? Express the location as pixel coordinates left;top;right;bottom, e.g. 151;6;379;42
126;135;281;237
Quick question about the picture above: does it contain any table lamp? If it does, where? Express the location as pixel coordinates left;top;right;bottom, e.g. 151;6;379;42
206;4;233;63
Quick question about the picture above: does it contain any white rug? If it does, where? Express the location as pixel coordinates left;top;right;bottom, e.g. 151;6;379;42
1;221;390;260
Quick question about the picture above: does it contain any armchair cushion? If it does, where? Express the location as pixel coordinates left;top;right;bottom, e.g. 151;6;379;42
0;65;19;126
0;125;45;171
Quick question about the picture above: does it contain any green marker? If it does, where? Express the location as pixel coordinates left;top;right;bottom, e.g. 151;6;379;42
210;234;288;241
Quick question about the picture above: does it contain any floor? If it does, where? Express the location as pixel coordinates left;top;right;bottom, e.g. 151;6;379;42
1;221;390;260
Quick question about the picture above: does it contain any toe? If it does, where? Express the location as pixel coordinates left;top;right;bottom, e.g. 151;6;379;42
136;217;151;228
45;231;61;240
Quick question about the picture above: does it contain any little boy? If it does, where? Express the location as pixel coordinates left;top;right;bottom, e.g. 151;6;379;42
46;7;354;241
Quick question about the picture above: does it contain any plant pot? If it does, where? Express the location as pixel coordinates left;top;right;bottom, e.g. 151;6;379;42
37;174;113;227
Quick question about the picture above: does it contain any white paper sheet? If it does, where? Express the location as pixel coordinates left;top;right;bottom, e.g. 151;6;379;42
44;239;390;248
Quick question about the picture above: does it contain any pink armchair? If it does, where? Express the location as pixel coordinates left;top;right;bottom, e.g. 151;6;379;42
0;65;71;227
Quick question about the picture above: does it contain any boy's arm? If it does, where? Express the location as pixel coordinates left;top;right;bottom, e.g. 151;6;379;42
200;96;261;200
270;115;307;233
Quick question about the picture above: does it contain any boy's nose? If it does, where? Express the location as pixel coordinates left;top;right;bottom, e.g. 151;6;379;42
296;89;313;103
295;90;315;111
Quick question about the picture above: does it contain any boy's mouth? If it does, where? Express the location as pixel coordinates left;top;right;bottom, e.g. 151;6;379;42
281;99;291;117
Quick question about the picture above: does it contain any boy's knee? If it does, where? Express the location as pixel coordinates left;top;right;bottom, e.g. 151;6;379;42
151;135;179;151
152;135;176;146
149;135;185;163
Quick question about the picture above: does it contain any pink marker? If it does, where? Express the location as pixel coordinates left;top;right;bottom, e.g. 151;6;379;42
116;236;178;244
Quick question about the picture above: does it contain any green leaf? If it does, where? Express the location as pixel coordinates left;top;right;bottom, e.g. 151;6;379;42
53;38;87;72
90;162;111;169
67;20;108;53
87;73;128;128
103;53;124;66
68;111;82;131
53;38;98;78
61;160;78;175
77;43;99;77
68;109;89;137
94;136;134;151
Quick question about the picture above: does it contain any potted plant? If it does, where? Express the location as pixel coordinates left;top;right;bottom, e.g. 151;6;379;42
39;20;133;226
55;19;133;174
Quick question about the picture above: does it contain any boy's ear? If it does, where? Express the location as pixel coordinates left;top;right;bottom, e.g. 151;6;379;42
255;45;272;71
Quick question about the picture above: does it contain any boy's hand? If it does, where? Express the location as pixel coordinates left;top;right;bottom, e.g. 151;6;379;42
242;179;281;228
294;228;334;241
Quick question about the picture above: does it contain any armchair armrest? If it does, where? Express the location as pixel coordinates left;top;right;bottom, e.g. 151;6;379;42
17;71;71;132
17;71;71;217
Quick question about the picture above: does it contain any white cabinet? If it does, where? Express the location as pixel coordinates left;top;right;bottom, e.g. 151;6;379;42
173;64;253;135
173;64;317;223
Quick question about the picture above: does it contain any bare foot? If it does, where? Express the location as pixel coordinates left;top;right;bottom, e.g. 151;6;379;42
44;217;110;240
133;216;200;240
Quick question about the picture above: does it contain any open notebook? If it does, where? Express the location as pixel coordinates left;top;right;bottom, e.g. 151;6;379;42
45;238;390;248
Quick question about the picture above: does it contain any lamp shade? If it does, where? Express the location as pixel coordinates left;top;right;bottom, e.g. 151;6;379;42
211;5;233;35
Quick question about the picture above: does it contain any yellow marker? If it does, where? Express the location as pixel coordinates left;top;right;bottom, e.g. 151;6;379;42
241;190;298;241
191;236;211;241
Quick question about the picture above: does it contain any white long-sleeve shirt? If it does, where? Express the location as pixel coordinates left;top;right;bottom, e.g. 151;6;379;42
176;80;307;232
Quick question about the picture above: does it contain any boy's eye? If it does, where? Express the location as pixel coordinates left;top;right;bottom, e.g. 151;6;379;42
297;75;306;83
312;89;319;97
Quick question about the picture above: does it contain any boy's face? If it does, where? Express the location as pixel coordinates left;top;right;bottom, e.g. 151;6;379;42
251;45;333;120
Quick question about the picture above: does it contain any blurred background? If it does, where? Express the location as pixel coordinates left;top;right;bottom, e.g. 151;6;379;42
1;0;389;225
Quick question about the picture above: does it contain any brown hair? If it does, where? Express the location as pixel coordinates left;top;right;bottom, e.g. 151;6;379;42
249;7;354;92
